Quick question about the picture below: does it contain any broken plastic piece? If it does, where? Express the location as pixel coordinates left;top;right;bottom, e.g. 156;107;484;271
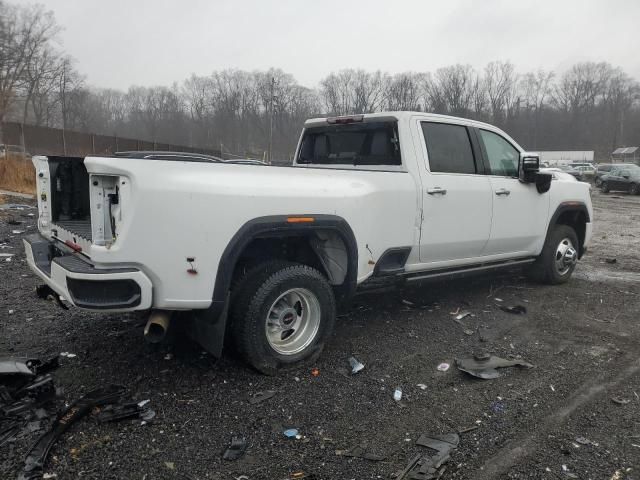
611;396;630;405
348;356;365;374
499;305;527;314
456;354;534;380
17;385;126;480
436;363;450;372
395;432;459;480
455;311;471;320
393;388;402;402
284;428;299;438
222;436;247;461
248;390;276;405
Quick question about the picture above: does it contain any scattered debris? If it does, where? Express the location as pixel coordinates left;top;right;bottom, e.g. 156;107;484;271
498;305;527;314
393;388;402;402
402;299;415;307
416;384;427;391
96;399;154;424
222;437;247;461
575;436;598;446
457;425;479;434
11;230;25;234
35;285;69;310
283;428;299;439
494;298;503;302
248;390;276;405
395;433;459;480
611;396;631;405
455;311;471;320
163;353;173;360
335;444;385;461
348;356;365;374
436;363;450;372
550;385;555;392
456;353;534;380
59;352;76;358
164;462;175;470
605;258;617;264
17;384;126;480
310;368;320;377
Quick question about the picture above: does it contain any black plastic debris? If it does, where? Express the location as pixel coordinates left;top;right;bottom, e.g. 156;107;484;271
336;444;385;461
498;305;527;315
222;436;247;461
17;384;126;480
605;258;617;264
395;433;459;480
456;353;534;380
248;390;276;405
96;399;153;424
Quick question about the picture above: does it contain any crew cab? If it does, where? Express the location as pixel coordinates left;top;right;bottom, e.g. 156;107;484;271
24;112;593;374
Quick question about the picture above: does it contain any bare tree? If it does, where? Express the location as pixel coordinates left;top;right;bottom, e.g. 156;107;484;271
484;61;518;125
386;72;423;111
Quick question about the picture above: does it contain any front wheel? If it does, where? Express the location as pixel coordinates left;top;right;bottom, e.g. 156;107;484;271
630;183;640;195
230;261;336;375
594;178;602;187
601;182;610;193
529;225;579;285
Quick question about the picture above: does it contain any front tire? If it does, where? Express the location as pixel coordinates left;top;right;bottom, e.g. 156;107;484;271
230;261;336;375
601;182;610;193
630;183;640;195
529;225;579;285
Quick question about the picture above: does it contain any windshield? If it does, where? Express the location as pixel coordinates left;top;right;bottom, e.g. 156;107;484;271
297;121;401;166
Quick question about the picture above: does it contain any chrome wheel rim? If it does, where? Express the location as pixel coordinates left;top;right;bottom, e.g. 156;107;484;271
555;237;577;275
265;288;321;355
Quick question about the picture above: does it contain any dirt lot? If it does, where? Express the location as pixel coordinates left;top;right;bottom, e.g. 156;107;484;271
1;190;639;480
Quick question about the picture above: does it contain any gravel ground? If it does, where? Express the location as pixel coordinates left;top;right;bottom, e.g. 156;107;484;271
1;189;639;480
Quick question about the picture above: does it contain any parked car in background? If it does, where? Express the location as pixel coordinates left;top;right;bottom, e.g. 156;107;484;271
540;168;579;182
599;164;640;194
572;164;596;180
557;164;585;181
0;144;31;160
595;163;635;187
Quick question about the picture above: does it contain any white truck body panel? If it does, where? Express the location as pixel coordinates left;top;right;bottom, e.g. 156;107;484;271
26;111;593;313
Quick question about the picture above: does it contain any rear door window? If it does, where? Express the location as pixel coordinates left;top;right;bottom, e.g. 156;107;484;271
421;122;477;174
297;122;401;166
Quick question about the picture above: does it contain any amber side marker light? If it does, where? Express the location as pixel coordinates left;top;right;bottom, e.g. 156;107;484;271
287;217;315;223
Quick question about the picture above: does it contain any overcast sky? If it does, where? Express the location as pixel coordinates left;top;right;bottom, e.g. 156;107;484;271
36;0;640;90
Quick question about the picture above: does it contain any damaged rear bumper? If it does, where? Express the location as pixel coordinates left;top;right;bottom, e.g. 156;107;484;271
23;234;152;311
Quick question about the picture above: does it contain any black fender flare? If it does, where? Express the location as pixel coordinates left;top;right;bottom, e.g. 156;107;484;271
543;202;591;258
201;214;359;324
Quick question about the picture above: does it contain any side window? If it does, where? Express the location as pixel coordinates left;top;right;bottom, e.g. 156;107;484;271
479;129;519;177
421;122;477;174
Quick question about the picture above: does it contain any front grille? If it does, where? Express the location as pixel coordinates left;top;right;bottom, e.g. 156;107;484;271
66;278;141;309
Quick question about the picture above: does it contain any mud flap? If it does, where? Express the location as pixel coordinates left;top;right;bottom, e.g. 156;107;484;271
188;294;230;358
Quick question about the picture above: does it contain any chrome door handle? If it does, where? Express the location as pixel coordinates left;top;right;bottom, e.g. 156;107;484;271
495;188;511;196
427;187;447;195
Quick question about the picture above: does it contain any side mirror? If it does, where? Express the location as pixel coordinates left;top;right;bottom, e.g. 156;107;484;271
519;153;540;183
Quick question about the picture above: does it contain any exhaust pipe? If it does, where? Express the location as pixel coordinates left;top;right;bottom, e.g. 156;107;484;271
144;310;171;343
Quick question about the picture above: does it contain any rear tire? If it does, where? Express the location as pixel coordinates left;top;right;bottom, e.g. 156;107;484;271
529;225;579;285
230;261;336;375
594;178;602;187
630;183;640;195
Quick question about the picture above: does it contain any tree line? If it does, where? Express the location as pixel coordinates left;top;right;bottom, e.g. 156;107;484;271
1;1;639;161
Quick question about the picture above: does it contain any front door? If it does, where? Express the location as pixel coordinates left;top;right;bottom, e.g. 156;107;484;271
418;121;493;263
476;128;549;256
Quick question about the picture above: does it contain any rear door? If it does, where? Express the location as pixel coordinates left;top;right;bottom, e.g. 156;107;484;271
418;121;492;262
476;128;549;256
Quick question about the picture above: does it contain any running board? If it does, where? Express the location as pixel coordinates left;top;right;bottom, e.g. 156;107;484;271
405;258;536;282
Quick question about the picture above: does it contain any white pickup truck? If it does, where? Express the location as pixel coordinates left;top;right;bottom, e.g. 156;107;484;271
24;112;593;374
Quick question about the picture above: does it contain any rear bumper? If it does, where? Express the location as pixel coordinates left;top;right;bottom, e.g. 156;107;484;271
24;234;152;311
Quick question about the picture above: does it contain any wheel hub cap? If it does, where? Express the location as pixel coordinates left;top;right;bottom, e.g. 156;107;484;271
555;238;577;275
265;288;321;355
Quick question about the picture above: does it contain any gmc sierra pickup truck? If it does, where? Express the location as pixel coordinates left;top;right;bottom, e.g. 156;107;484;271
24;112;593;374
